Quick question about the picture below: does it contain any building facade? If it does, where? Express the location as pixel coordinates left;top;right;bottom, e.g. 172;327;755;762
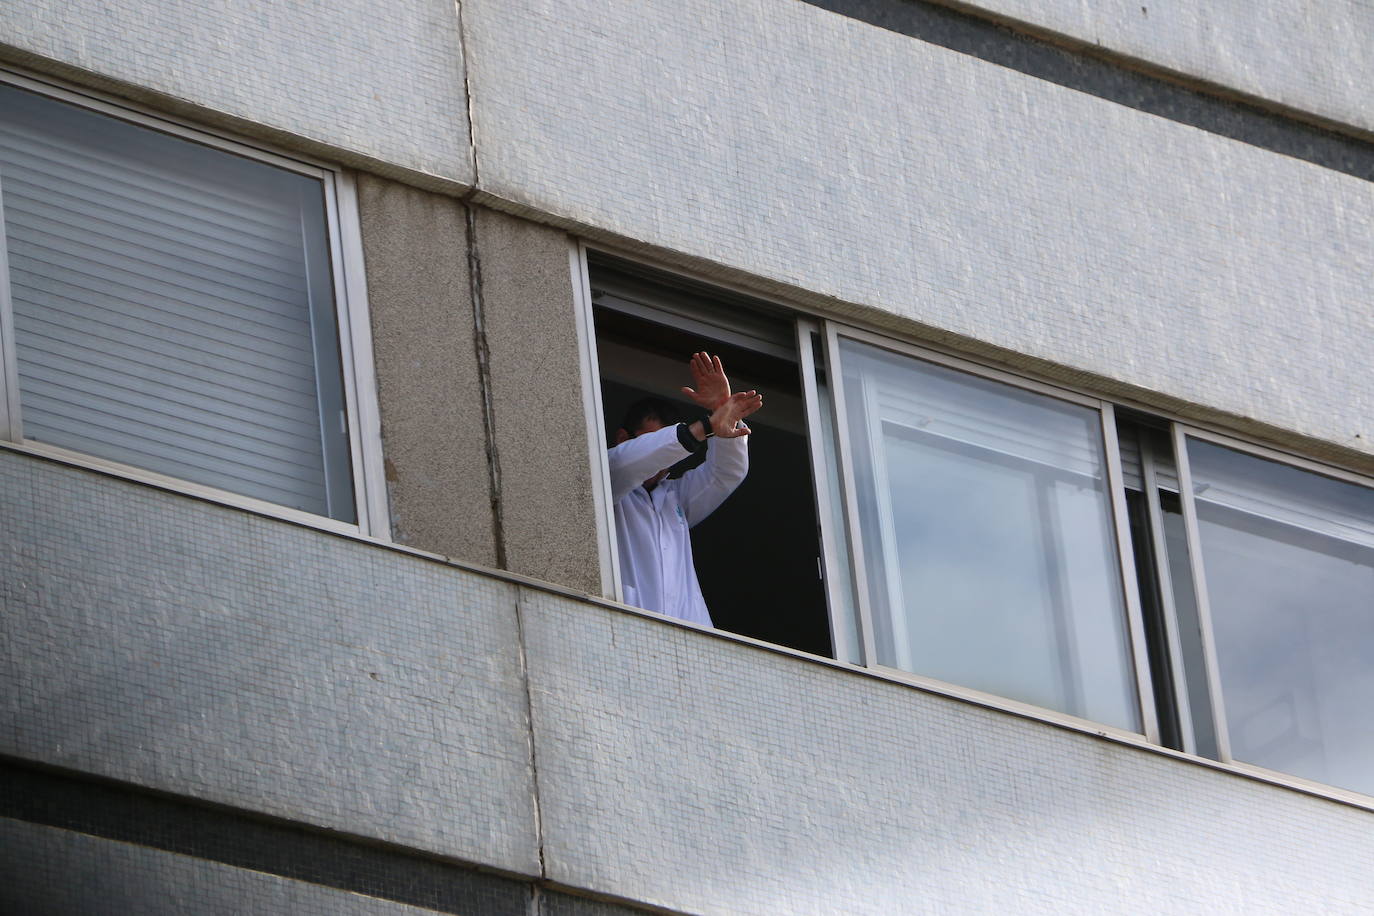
2;1;1373;913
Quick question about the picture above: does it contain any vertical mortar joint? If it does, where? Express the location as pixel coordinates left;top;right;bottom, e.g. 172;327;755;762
465;204;507;569
513;590;549;886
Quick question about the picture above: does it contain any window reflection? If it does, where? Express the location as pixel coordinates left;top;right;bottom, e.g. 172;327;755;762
839;339;1139;731
1188;440;1374;796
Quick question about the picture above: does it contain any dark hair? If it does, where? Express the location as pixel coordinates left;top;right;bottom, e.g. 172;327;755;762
618;396;683;435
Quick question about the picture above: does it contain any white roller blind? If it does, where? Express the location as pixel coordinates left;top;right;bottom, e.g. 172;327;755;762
0;85;354;521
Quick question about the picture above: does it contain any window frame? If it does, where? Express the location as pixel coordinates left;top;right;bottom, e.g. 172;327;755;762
1167;423;1374;783
573;239;1374;811
824;322;1161;742
0;67;389;538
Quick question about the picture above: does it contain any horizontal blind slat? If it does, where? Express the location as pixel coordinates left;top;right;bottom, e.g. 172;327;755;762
10;225;314;337
23;392;327;491
17;331;323;435
5;180;308;291
12;258;318;375
0;124;303;240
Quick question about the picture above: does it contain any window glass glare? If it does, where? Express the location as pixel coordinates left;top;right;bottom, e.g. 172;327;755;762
1188;439;1374;795
839;338;1139;730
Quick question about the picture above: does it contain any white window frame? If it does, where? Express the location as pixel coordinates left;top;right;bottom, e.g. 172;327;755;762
0;68;389;539
571;238;620;599
1168;423;1374;782
824;322;1160;743
571;244;1374;810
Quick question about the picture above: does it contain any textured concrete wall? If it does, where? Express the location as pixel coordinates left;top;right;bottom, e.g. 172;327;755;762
0;450;538;875
0;0;471;183
358;176;498;567
465;0;1374;460
946;0;1374;134
473;208;601;594
520;587;1374;915
6;450;1374;914
0;819;435;916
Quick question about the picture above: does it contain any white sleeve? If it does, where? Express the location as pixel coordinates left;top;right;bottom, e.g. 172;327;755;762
677;428;748;527
606;425;693;504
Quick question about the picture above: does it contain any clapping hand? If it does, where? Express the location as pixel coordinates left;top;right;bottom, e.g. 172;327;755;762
681;351;731;410
709;390;763;438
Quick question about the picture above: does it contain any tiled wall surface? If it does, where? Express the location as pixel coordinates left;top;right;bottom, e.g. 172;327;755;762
0;0;472;182
937;0;1374;134
521;588;1374;914
5;452;1374;913
465;0;1374;459
0;450;539;876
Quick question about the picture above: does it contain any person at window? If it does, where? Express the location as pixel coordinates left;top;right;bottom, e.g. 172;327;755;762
608;352;762;626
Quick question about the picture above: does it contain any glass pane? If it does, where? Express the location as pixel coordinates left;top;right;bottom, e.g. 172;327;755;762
1159;498;1221;760
839;338;1139;730
812;333;862;664
1188;439;1374;796
0;84;354;521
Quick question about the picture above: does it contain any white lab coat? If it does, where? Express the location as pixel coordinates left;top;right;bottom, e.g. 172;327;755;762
608;424;748;626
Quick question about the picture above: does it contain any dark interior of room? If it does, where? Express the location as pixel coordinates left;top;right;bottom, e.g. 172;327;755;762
595;305;833;659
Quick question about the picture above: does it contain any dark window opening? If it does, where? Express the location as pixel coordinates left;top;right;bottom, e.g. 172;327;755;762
1117;413;1220;759
590;257;833;658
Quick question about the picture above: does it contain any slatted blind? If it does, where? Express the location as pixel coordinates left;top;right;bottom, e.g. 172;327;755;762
0;85;354;521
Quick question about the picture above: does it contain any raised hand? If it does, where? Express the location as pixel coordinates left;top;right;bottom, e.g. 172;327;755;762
709;389;763;438
680;351;731;410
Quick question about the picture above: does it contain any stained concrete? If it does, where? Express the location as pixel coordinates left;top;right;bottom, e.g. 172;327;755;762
357;175;497;567
474;207;602;595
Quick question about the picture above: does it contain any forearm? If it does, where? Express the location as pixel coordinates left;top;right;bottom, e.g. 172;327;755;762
606;425;692;502
680;431;748;525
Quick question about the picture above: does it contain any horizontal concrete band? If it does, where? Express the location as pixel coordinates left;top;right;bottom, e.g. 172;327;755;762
469;0;1374;463
0;759;532;916
0;814;642;916
799;0;1374;181
8;449;1374;913
917;0;1374;137
0;0;473;183
0;817;441;916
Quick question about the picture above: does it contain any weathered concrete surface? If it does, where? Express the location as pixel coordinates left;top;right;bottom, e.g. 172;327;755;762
464;0;1374;464
0;450;539;874
358;176;498;567
475;207;601;595
0;0;472;183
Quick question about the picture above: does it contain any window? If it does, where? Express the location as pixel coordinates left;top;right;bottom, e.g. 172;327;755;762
578;252;1374;805
0;79;379;530
587;257;834;657
832;334;1142;731
1174;435;1373;797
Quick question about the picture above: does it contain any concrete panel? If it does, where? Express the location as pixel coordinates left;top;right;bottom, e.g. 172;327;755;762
474;208;601;594
0;450;539;875
933;0;1374;135
0;0;472;182
358;176;498;567
520;587;1374;915
465;0;1374;460
0;819;438;916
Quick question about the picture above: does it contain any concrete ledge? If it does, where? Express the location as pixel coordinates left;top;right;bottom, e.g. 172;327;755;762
0;449;539;875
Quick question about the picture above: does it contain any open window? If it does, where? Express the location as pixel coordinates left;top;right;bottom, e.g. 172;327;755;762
578;251;1374;805
588;255;834;658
